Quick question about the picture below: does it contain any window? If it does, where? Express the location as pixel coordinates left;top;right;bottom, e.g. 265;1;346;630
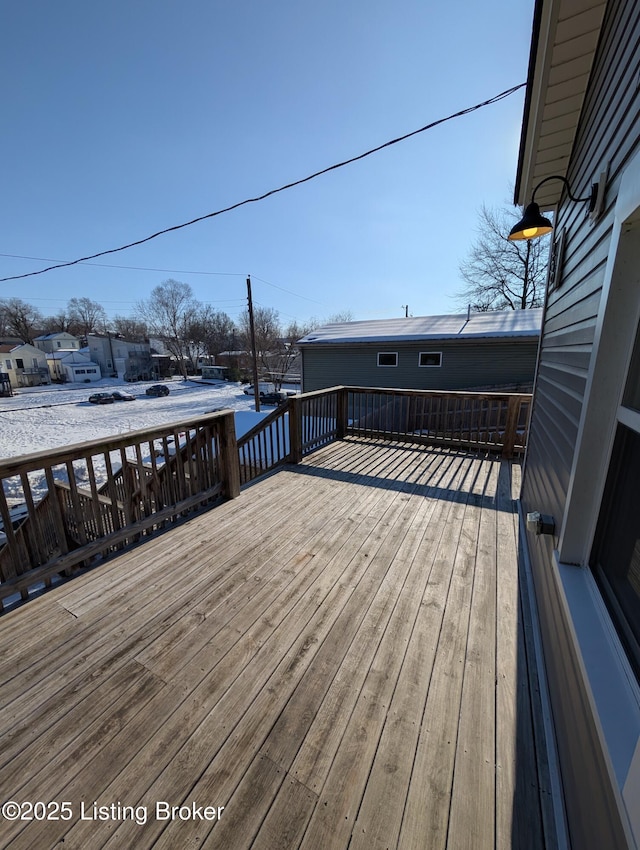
15;358;24;369
592;425;640;678
377;352;398;367
5;360;11;370
87;368;96;374
418;351;442;367
623;320;640;413
76;369;86;374
592;314;640;679
547;228;566;293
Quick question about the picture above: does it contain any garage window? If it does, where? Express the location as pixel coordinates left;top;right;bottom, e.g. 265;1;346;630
419;351;442;367
377;352;398;367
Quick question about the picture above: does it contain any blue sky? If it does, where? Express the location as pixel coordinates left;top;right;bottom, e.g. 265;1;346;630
1;1;535;328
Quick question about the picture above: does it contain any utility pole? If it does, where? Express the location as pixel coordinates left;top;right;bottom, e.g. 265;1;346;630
247;276;261;412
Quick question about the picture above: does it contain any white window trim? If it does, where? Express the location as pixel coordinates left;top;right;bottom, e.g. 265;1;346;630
418;351;442;367
377;352;398;367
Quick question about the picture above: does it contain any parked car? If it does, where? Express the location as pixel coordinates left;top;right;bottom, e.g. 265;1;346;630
146;384;170;397
260;390;290;405
111;390;135;402
243;382;276;396
88;392;115;404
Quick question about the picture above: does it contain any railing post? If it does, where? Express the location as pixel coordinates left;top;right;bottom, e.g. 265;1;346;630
289;396;303;463
336;387;348;440
0;491;19;580
502;395;520;459
220;412;240;499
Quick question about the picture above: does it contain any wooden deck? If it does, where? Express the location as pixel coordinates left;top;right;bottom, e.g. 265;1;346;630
0;437;552;849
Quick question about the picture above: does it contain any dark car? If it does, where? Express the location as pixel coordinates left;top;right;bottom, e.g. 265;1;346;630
111;390;135;402
145;384;170;397
88;392;115;404
260;390;290;405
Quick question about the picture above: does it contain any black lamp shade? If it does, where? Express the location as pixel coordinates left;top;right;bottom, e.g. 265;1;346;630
508;202;553;241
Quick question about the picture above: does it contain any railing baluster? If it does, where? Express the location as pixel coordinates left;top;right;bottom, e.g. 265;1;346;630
103;452;124;539
19;472;44;567
85;456;106;540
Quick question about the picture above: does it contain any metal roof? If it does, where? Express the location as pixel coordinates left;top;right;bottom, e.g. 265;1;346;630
298;309;543;346
514;0;607;210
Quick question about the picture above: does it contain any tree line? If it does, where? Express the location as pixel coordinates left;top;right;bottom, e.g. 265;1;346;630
0;282;352;382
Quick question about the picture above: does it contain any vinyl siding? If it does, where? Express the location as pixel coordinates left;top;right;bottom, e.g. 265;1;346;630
301;339;539;393
521;1;640;846
523;0;640;525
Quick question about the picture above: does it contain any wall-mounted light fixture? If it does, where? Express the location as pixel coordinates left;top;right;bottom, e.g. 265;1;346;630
508;174;601;241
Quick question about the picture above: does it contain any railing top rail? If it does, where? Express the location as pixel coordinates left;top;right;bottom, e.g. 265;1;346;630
343;386;532;400
286;385;531;402
237;403;289;448
0;409;235;477
292;386;344;401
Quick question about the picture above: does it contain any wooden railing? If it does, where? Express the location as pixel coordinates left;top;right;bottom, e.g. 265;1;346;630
1;387;531;610
0;411;239;609
236;386;531;487
237;404;290;485
345;387;531;456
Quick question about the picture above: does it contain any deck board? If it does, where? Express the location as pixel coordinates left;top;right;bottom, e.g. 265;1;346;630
0;437;550;849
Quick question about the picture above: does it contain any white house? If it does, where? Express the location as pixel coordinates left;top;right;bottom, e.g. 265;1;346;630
0;343;51;388
34;332;81;354
47;351;101;383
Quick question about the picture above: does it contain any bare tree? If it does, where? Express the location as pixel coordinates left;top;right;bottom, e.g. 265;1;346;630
238;305;281;374
0;298;43;343
111;315;149;341
456;204;549;311
265;313;355;388
40;311;73;334
67;297;108;337
138;280;199;379
187;306;236;359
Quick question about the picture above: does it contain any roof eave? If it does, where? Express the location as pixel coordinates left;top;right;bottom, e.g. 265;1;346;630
514;0;607;210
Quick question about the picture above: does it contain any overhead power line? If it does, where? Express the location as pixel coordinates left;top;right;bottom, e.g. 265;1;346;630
0;254;324;305
0;253;246;277
0;83;525;285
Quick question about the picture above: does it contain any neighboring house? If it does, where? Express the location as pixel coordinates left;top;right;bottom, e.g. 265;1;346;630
33;332;81;354
0;343;51;388
201;365;228;381
86;334;152;381
513;2;640;848
47;351;101;383
297;309;542;393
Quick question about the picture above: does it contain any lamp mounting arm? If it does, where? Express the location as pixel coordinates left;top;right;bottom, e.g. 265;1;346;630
531;175;593;204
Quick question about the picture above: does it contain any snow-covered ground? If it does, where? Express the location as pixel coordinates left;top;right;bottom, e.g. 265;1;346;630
0;377;288;459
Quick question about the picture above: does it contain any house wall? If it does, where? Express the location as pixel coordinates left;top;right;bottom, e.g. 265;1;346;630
63;363;101;383
300;339;539;393
2;345;50;388
34;334;80;354
87;336;150;379
521;1;640;846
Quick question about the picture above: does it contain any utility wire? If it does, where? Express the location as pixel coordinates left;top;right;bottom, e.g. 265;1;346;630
251;275;325;306
1;254;323;305
0;83;525;285
0;254;246;277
